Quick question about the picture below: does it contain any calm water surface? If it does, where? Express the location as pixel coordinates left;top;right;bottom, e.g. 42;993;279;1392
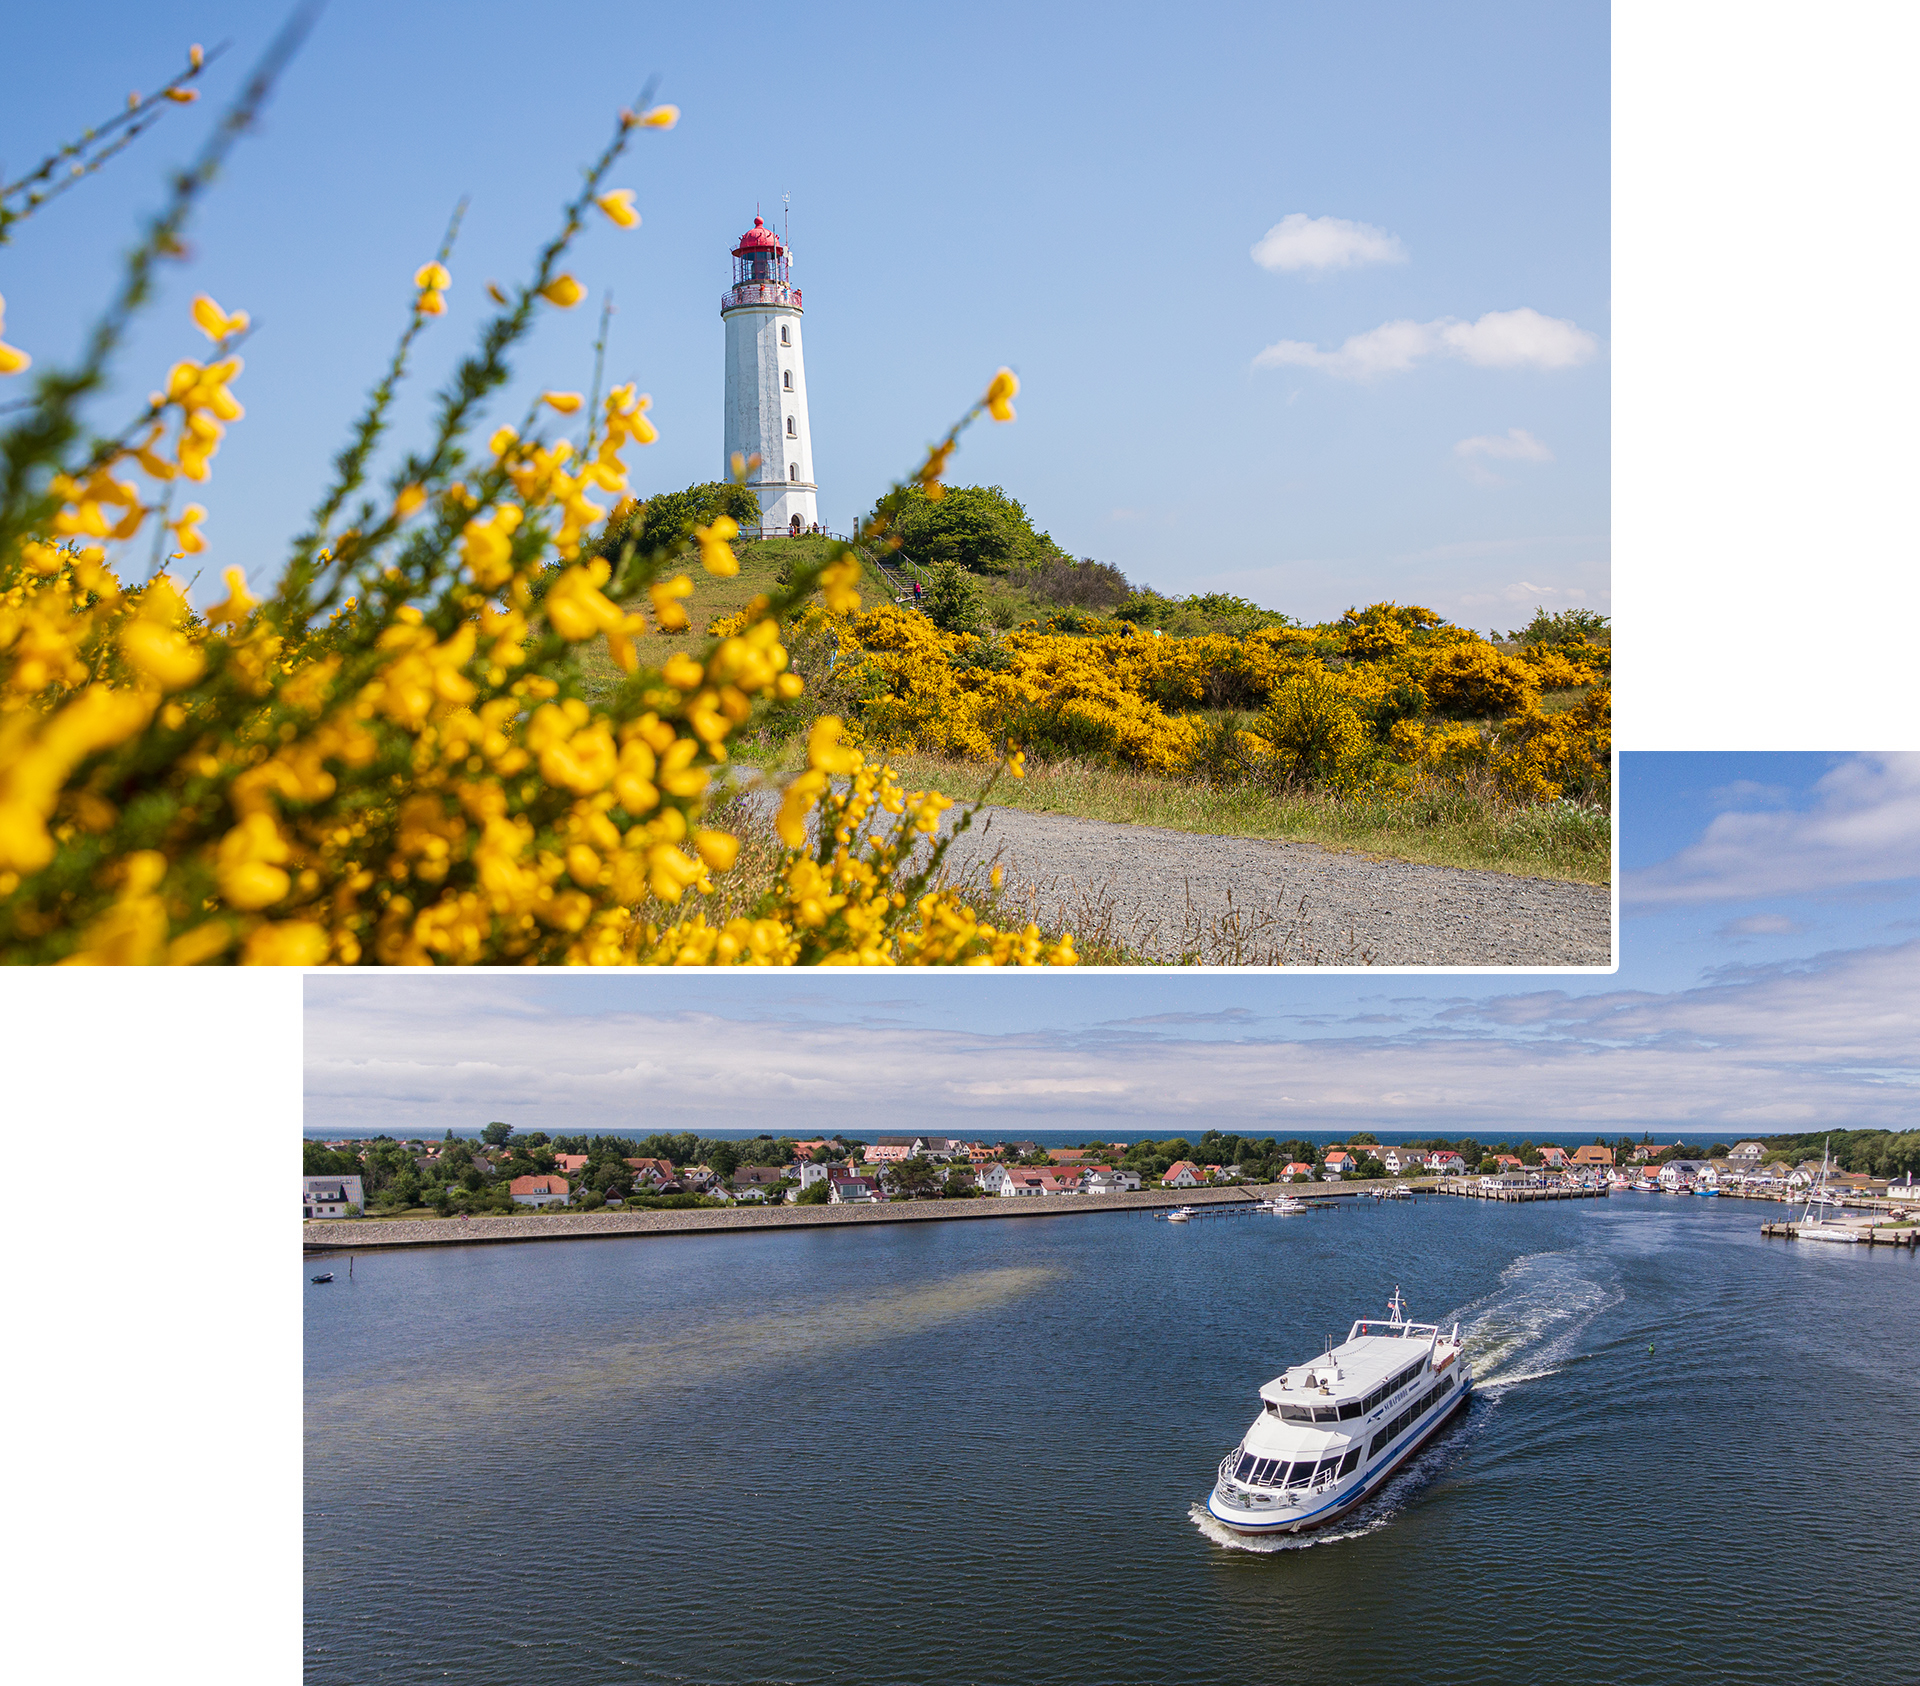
305;1195;1918;1686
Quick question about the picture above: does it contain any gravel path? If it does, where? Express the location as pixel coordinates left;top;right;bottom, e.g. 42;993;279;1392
741;789;1611;966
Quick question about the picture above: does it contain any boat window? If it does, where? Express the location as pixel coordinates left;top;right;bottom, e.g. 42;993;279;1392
1277;1403;1314;1423
1234;1453;1256;1480
1338;1401;1362;1420
1339;1447;1363;1475
1313;1456;1341;1482
1284;1462;1313;1488
1370;1430;1389;1458
1312;1407;1338;1424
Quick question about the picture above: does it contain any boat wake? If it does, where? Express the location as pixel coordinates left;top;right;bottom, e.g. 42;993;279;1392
1449;1248;1618;1390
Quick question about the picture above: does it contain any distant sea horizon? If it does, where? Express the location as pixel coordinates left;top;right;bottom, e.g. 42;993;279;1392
301;1123;1773;1148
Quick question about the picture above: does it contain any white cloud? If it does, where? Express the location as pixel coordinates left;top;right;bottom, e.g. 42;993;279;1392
1255;308;1599;379
1250;213;1407;273
1455;428;1554;462
1718;913;1805;939
1627;754;1920;906
304;941;1920;1139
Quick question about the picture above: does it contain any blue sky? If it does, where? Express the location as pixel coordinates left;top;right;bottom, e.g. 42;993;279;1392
2;1;1607;627
304;753;1920;1142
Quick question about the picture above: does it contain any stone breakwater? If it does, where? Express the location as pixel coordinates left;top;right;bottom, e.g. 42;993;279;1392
301;1182;1391;1251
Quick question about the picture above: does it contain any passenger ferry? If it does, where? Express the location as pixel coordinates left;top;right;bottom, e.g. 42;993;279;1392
1206;1289;1472;1535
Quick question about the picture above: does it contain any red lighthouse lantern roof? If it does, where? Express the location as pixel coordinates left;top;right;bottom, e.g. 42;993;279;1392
733;216;783;256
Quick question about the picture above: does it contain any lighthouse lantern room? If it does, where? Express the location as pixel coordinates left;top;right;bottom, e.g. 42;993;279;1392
721;215;817;536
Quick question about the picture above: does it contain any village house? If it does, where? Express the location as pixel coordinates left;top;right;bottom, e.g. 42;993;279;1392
302;1175;365;1219
1570;1145;1615;1168
729;1167;788;1201
1493;1154;1525;1172
828;1172;881;1204
1658;1159;1711;1190
624;1156;680;1192
795;1161;832;1193
976;1163;1015;1195
554;1153;590;1176
1085;1168;1142;1194
863;1137;917;1165
509;1174;569;1209
1047;1148;1092;1164
1323;1149;1357;1175
1427;1151;1469;1176
1162;1161;1204;1188
1537;1146;1571;1169
1381;1148;1425;1175
1726;1140;1767;1162
1280;1160;1315;1181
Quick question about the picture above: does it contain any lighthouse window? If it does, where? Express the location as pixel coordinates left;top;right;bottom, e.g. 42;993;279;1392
780;324;790;345
789;463;798;482
786;416;796;437
783;369;792;390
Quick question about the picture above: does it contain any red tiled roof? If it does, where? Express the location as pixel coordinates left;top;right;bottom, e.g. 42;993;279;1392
510;1175;569;1196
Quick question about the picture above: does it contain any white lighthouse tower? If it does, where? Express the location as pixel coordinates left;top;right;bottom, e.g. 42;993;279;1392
721;215;817;536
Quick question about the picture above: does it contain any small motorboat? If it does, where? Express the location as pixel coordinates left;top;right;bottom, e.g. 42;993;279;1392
310;1270;335;1283
1167;1207;1195;1223
1266;1195;1308;1216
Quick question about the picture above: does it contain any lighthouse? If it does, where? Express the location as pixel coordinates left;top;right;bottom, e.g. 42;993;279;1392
721;215;817;536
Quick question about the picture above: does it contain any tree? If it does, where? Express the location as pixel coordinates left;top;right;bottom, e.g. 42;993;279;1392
589;481;761;567
922;558;984;635
1357;1156;1387;1180
878;484;1066;578
1349;1131;1379;1145
304;1141;360;1176
889;1156;939;1200
482;1121;514;1147
1477;1156;1500;1175
795;1179;830;1205
709;1142;740;1181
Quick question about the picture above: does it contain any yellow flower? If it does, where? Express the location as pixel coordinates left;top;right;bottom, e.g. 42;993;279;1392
242;921;331;965
595;190;641;228
985;367;1019;422
694;830;739;871
541;390;585;414
205;566;258;626
165;87;198;103
190;294;250;344
539;274;586;308
694;514;739;577
393;482;427;518
417;290;446;317
119;623;204;692
190;43;205;68
0;293;28;375
414;262;452;291
638;105;680;128
168;502;209;555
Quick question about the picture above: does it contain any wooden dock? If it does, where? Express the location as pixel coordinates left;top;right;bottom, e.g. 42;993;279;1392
1761;1221;1917;1248
1437;1181;1610;1202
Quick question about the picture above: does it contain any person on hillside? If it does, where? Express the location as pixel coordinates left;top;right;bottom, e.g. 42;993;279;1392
912;580;923;604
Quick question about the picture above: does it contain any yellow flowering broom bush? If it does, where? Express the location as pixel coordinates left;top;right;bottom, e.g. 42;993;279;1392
746;596;1609;807
0;51;1071;966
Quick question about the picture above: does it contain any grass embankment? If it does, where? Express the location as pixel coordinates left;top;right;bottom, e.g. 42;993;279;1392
727;740;1610;885
576;537;1608;889
574;536;890;696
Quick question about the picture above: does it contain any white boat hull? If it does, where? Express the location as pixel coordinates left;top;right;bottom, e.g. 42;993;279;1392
1208;1369;1472;1536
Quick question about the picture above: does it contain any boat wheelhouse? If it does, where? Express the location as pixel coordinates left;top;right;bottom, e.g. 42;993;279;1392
1206;1288;1472;1535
